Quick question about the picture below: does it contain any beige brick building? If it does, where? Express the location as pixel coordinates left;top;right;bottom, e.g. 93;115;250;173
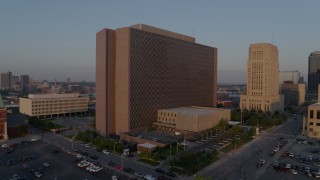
153;106;230;133
19;93;88;118
240;43;283;112
304;103;320;138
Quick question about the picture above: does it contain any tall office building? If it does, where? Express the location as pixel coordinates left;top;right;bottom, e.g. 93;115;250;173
0;72;12;90
20;75;30;91
96;24;217;136
240;43;283;112
308;51;320;100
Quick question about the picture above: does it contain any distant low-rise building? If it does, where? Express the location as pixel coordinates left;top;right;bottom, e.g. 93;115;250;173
280;81;305;106
19;93;88;118
0;94;8;140
153;106;231;133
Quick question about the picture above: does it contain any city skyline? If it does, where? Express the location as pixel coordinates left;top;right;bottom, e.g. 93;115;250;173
1;1;320;83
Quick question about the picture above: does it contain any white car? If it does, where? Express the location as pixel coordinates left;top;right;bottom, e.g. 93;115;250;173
1;144;8;148
85;143;91;148
43;162;50;167
144;174;156;180
273;147;279;152
290;169;297;175
31;138;39;142
112;176;118;180
77;154;83;158
102;150;110;155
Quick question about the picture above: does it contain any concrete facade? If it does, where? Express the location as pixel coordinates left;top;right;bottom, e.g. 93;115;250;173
240;43;283;112
153;106;230;133
96;24;217;136
305;103;320;138
19;93;88;118
280;82;305;106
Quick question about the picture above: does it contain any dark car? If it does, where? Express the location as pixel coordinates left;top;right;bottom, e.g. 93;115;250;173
165;171;176;177
96;148;102;152
108;161;116;167
155;168;165;174
6;147;14;154
90;154;98;160
53;149;60;154
123;167;134;174
81;151;89;156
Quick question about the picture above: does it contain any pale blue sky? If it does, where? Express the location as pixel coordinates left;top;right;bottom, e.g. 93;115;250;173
0;1;319;83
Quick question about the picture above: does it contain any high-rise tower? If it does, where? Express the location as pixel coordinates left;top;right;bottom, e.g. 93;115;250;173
96;24;217;136
240;43;283;112
308;51;320;100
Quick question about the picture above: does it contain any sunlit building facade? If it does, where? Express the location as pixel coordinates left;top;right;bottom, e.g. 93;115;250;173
240;43;283;112
96;24;217;136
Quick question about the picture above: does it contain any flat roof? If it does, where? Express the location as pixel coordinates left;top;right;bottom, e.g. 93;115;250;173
130;24;195;43
310;103;320;107
138;143;157;149
160;107;223;116
27;93;81;99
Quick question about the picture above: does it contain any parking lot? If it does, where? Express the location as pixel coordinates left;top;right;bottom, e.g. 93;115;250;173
260;137;320;180
0;140;120;180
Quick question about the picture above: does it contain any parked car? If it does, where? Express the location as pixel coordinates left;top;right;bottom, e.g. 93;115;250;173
155;168;165;174
90;154;98;160
124;167;134;174
165;171;176;177
102;150;110;154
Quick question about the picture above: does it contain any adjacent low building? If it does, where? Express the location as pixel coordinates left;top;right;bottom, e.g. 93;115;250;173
280;81;305;106
19;93;88;118
304;103;320;138
153;106;231;133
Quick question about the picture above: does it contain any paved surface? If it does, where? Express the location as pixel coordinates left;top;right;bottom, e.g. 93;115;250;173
190;115;302;180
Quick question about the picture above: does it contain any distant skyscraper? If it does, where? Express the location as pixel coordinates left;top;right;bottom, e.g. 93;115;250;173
96;24;217;136
0;72;12;90
240;43;283;112
308;51;320;100
279;71;301;84
20;75;29;92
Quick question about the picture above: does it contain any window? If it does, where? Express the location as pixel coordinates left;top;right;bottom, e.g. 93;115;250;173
310;122;314;125
317;123;320;126
317;110;320;119
310;110;314;119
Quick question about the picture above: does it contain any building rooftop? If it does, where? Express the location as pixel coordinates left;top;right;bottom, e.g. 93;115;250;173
0;94;4;108
27;93;80;99
310;103;320;107
138;143;157;149
130;24;195;43
160;106;223;116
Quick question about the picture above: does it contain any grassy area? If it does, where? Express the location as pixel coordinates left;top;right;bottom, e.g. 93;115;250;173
170;150;219;175
28;117;63;130
220;144;234;153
